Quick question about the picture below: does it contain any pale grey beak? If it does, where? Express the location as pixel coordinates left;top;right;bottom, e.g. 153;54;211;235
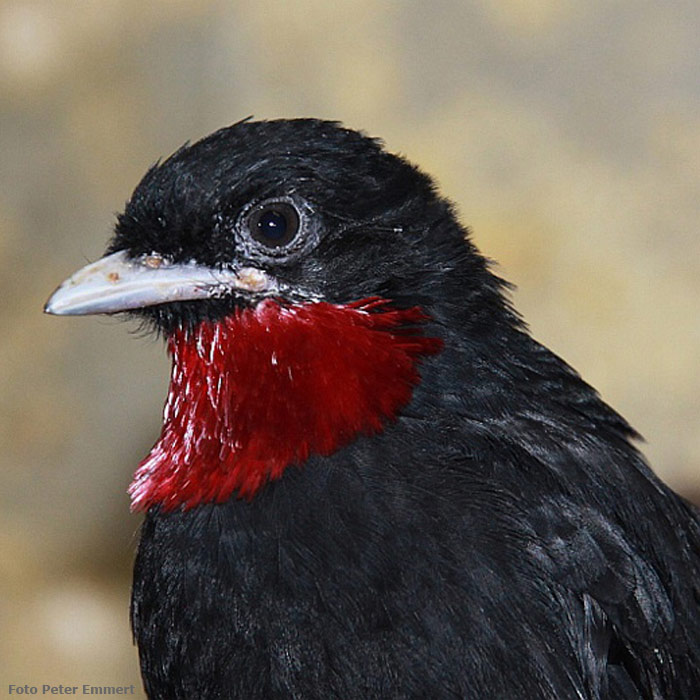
44;250;276;316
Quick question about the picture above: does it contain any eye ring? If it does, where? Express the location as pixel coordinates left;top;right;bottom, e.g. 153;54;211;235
246;200;300;249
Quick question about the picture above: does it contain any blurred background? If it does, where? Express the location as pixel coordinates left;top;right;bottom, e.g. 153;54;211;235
1;0;698;694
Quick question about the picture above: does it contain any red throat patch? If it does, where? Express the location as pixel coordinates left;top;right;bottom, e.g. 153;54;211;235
129;298;443;511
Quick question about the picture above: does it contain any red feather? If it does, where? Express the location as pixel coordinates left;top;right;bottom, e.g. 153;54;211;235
129;298;443;510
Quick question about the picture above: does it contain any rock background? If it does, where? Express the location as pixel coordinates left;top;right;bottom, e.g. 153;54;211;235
1;1;698;694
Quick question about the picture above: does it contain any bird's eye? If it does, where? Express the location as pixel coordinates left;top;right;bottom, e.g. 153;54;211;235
247;201;300;248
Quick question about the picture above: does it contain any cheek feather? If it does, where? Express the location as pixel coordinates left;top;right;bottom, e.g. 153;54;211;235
129;298;443;511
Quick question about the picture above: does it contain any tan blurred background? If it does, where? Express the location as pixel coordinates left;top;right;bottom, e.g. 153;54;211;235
1;0;698;694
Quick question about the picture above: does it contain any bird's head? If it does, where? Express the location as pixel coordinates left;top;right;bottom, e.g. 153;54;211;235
45;119;510;510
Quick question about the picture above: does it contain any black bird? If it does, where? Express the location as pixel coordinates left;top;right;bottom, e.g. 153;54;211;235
46;118;700;699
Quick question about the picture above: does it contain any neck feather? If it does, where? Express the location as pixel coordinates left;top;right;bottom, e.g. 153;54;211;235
129;298;443;511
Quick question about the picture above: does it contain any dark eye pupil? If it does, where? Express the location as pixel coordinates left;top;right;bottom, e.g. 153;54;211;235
248;201;300;249
257;210;288;240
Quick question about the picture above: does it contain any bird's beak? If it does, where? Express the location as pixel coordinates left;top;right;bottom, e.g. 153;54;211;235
44;250;275;316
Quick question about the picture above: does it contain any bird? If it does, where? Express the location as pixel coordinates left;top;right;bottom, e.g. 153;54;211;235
45;118;700;699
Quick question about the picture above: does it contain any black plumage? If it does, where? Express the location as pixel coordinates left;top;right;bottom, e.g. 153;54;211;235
56;119;700;698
